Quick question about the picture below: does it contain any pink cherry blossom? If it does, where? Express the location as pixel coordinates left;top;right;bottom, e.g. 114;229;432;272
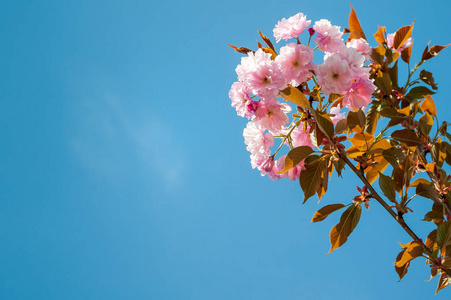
243;121;274;157
387;33;412;53
273;13;311;43
346;38;372;60
342;77;376;109
249;152;268;170
275;43;314;87
337;46;367;78
254;98;291;133
329;106;346;124
290;125;314;148
316;53;352;95
236;49;287;98
260;156;282;180
229;81;253;118
313;19;345;53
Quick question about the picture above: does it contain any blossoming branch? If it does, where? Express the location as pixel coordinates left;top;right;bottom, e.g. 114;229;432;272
228;6;451;293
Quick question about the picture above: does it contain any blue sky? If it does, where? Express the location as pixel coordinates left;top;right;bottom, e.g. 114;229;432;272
1;0;451;299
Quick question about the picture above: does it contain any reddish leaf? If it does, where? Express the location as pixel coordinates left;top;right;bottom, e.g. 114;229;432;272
364;105;379;135
328;203;362;254
406;86;435;100
347;4;366;41
378;172;397;203
300;158;327;202
419;70;438;90
228;44;254;55
436;272;451;294
312;204;346;222
312;110;335;140
420;95;437;117
374;71;392;95
395;249;410;280
423;211;444;222
401;42;413;63
393;21;414;50
373;25;386;44
258;30;275;51
395;241;423;268
437;220;451;250
382;147;405;168
335;119;348;134
423;44;450;61
279;146;314;174
280;86;310;108
347;109;366;132
418;112;434;137
391;129;422;146
426;229;438;253
410;178;431;187
416;182;441;202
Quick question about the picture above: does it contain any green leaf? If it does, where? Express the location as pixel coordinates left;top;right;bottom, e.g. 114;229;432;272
328;203;362;254
299;158;327;202
391;129;422;146
382;147;406;168
279;146;314;174
312;204;346;222
437;220;451;249
406;86;435;100
378;173;397;203
420;70;438;90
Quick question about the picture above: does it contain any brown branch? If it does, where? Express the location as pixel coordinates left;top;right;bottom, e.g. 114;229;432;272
337;149;451;276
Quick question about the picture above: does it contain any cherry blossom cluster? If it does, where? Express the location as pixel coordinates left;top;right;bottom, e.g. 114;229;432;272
229;12;377;180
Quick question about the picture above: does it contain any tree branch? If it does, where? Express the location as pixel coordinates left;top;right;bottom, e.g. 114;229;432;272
337;149;451;276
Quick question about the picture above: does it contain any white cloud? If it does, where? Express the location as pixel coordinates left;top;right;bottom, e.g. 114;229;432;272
70;94;185;188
